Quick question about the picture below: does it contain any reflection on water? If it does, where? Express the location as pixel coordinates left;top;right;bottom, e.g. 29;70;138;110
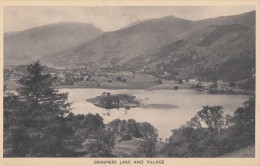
141;103;178;109
60;88;249;139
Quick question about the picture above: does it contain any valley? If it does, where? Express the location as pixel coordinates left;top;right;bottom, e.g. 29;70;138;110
4;11;256;91
3;8;256;158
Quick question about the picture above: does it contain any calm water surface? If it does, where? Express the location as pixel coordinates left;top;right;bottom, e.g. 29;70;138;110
60;88;249;139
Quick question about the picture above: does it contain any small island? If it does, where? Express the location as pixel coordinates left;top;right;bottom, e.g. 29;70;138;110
87;92;140;109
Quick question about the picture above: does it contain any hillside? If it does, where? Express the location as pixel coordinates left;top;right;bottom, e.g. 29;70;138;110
44;16;195;67
4;22;103;66
44;11;255;70
4;11;256;82
126;11;255;83
221;145;255;158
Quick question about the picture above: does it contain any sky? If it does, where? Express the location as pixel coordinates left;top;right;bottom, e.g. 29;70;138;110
4;6;255;33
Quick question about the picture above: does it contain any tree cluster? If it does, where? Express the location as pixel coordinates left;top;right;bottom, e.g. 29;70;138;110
164;97;255;157
4;61;115;157
107;119;158;157
107;119;158;141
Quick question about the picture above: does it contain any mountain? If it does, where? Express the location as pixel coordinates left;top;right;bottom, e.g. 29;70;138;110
4;22;103;65
4;31;18;37
44;16;195;67
126;11;255;83
4;10;255;81
44;11;255;69
195;10;255;28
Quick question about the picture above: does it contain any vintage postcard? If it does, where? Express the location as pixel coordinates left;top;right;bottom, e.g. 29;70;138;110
0;0;259;166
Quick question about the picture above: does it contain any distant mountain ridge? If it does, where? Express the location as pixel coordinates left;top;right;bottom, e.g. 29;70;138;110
43;15;195;67
125;11;255;82
4;10;255;81
4;22;103;66
43;11;255;69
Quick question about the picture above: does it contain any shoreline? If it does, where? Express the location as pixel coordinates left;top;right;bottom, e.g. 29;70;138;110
5;77;254;96
55;84;254;96
87;93;140;109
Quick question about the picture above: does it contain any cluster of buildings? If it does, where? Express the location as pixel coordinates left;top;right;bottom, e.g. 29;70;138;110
186;79;230;90
50;71;90;86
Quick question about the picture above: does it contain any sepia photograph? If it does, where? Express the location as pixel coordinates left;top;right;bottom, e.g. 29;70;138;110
1;1;258;164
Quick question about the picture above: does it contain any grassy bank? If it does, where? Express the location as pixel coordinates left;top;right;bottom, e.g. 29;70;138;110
5;75;254;96
112;137;167;157
221;145;255;158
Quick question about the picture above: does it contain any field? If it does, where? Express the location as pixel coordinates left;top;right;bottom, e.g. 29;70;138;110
221;145;255;158
74;72;160;89
112;137;167;157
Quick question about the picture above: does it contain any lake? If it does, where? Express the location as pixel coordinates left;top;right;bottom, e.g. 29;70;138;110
60;88;249;139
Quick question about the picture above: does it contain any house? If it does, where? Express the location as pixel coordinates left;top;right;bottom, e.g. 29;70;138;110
188;79;199;85
201;81;214;89
217;80;229;89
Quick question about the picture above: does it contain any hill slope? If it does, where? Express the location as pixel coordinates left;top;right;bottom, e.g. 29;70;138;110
221;145;255;158
4;10;255;78
4;22;103;65
45;11;255;69
44;16;195;67
126;11;255;83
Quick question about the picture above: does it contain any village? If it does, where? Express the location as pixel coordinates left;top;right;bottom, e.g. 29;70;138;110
4;63;253;95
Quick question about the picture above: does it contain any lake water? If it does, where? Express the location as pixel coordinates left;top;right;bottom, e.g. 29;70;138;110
60;88;249;139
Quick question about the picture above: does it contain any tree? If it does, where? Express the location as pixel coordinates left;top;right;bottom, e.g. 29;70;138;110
165;105;232;157
127;119;141;138
107;119;158;143
155;79;162;85
173;86;178;90
4;61;71;157
165;97;255;158
229;82;236;87
105;93;113;109
231;97;255;147
138;122;158;141
17;61;70;112
107;119;121;135
178;78;183;84
85;129;115;157
61;112;115;157
196;106;227;135
134;138;157;157
116;76;122;81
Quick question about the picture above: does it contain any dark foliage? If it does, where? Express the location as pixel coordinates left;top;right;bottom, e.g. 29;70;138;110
205;57;255;83
133;138;157;157
107;119;158;141
230;97;255;148
199;24;248;46
4;61;115;157
164;97;255;157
